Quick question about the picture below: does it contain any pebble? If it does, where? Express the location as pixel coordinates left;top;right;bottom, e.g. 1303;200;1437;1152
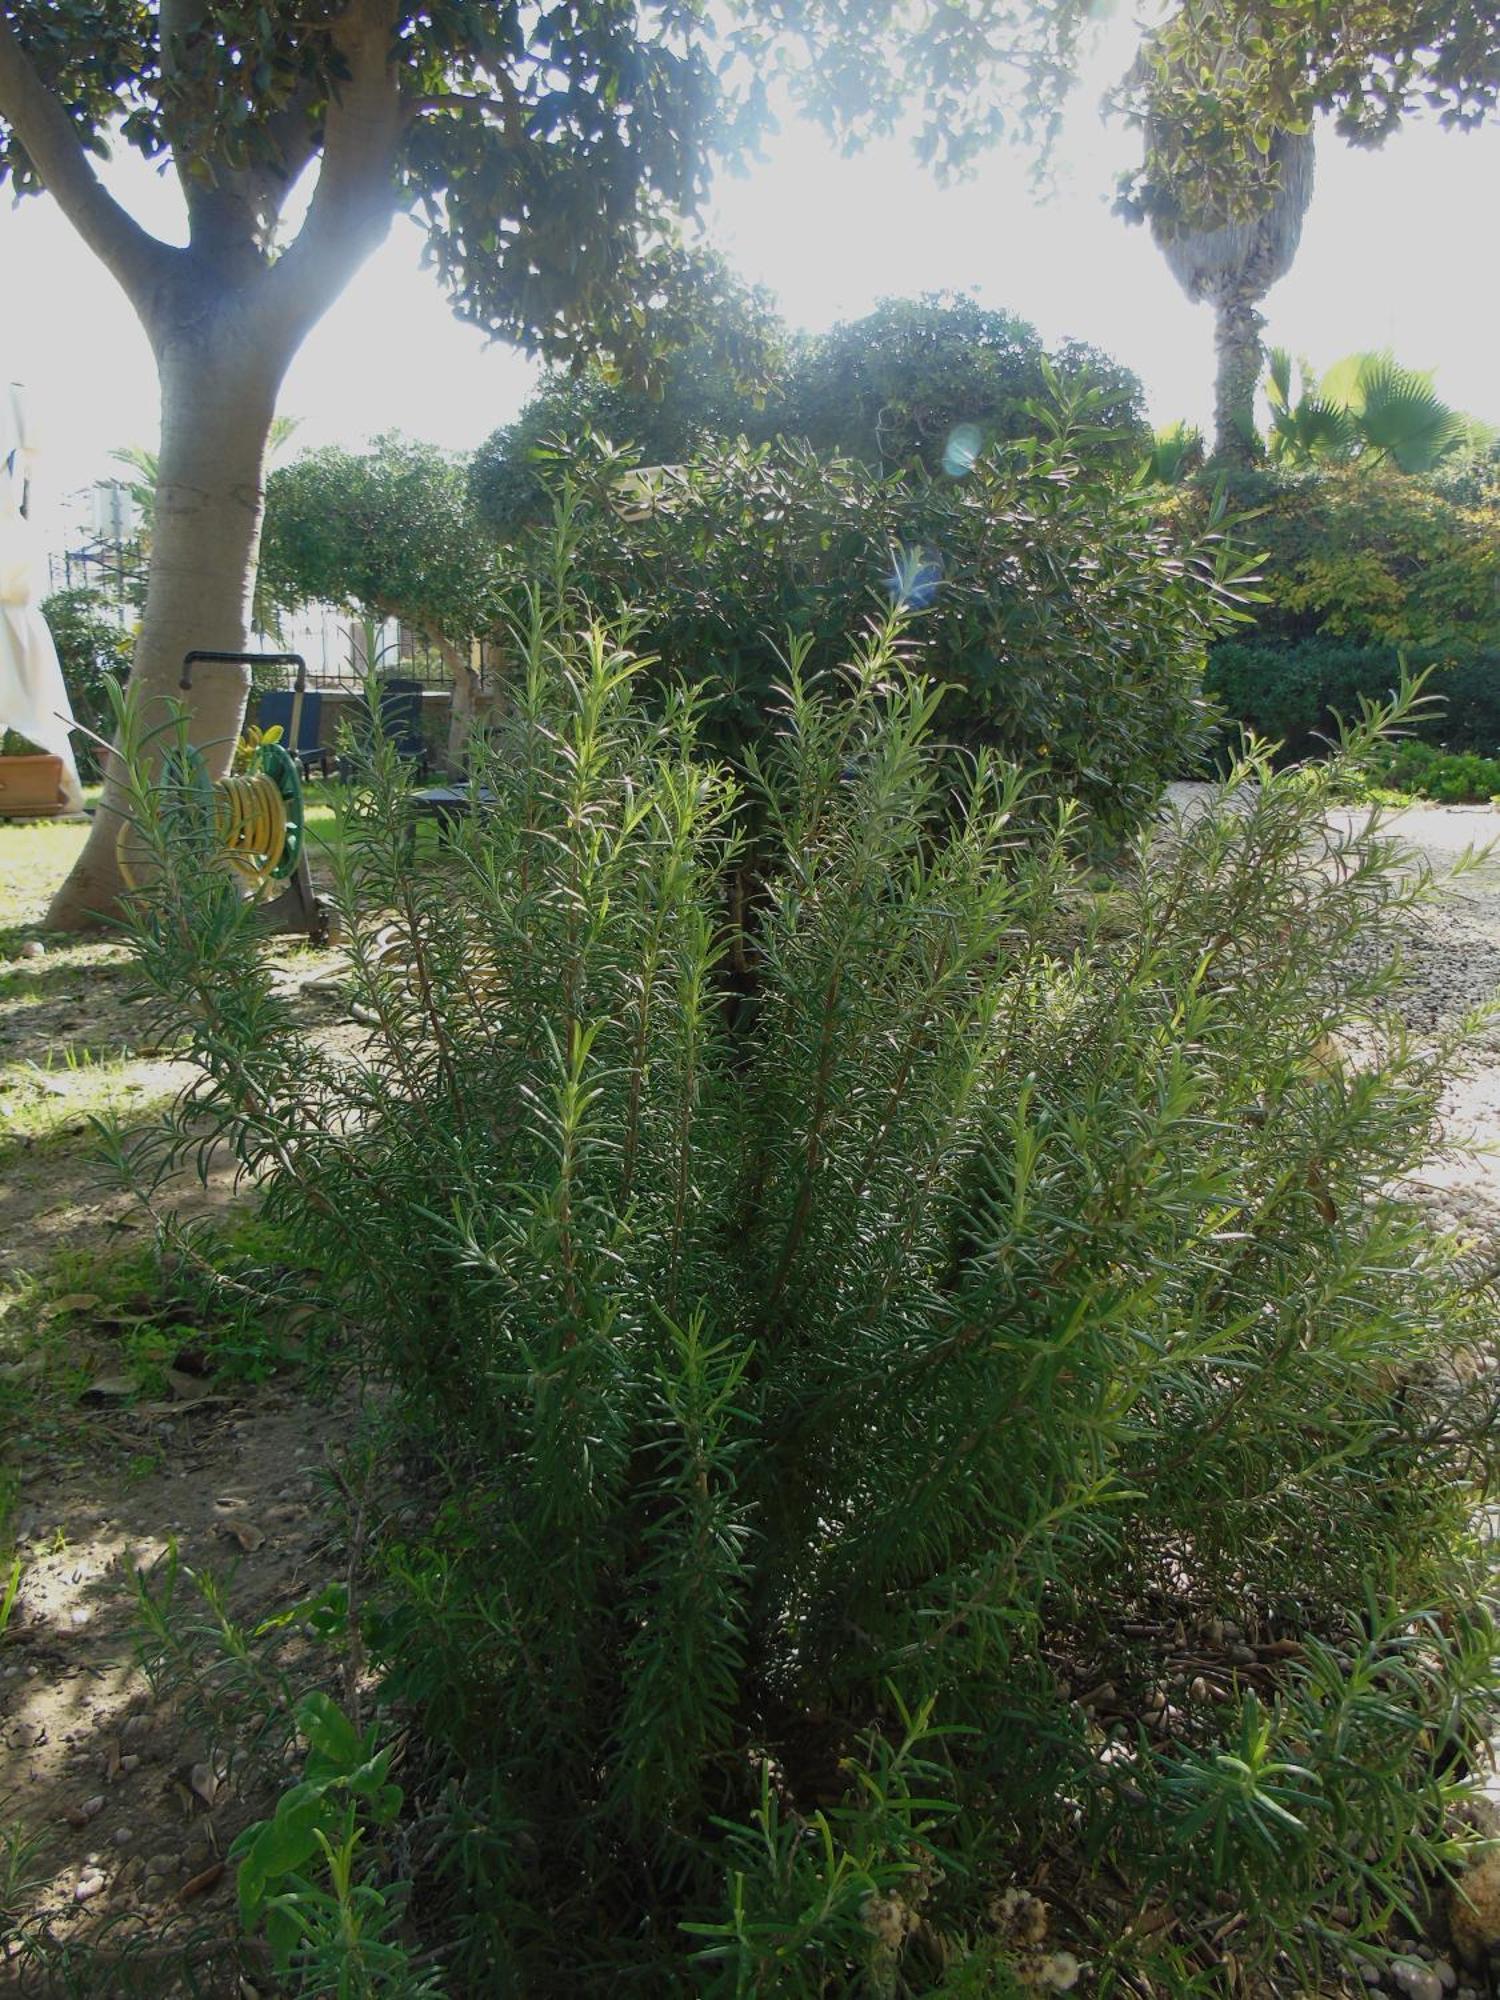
111;1826;133;1847
1227;1643;1257;1665
1391;1958;1444;2000
1433;1962;1457;1993
19;939;44;960
73;1870;106;1904
1356;1961;1382;1986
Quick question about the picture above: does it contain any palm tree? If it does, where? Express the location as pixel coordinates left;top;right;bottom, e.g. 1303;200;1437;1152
1147;123;1316;466
1135;419;1207;486
1266;349;1478;472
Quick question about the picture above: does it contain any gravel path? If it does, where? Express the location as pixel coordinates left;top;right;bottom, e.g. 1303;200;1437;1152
1335;803;1500;1252
1166;789;1500;1249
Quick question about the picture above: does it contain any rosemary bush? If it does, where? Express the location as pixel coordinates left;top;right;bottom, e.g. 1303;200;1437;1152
113;578;1496;1994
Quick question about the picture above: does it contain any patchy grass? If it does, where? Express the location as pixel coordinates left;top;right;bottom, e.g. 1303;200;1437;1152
0;813;91;944
0;803;352;1276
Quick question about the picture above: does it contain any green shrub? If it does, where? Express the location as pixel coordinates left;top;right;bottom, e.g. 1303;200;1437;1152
40;588;134;778
1367;737;1500;803
112;582;1496;1994
468;292;1146;540
1191;464;1500;756
1206;638;1500;758
497;422;1254;839
1212;465;1500;657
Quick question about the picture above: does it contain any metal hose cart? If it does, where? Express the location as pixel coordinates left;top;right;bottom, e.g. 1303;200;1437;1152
116;650;336;944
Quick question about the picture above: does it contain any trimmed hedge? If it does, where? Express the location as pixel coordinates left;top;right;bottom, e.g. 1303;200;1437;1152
1207;637;1500;758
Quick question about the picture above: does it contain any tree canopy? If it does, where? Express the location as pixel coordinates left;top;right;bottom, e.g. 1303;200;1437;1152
0;0;1106;383
260;434;496;645
468;291;1147;537
1117;0;1500;234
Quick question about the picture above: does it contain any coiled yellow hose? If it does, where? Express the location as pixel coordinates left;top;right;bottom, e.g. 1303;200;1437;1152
117;766;290;896
215;772;290;891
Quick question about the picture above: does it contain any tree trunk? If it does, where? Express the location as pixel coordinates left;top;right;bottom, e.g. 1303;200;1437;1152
1210;292;1267;468
46;336;282;928
439;636;501;767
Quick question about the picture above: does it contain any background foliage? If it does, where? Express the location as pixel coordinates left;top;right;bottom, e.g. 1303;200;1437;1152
1185;462;1500;758
259;434;498;649
467;293;1147;540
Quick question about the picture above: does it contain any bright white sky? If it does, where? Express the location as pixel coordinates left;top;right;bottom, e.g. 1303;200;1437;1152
3;17;1498;551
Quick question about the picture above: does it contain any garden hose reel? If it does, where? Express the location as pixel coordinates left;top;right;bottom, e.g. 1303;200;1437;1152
116;651;335;944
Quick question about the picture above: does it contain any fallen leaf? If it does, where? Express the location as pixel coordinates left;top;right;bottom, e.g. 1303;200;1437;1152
38;1293;102;1323
80;1375;138;1403
188;1760;222;1809
217;1520;265;1554
178;1861;225;1902
166;1369;215;1404
1255;1639;1305;1660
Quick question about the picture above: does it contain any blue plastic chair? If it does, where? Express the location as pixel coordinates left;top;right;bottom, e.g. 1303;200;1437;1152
257;689;330;778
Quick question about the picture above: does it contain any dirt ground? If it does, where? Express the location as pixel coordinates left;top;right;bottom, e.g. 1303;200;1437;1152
2;816;366;1991
2;796;1499;1992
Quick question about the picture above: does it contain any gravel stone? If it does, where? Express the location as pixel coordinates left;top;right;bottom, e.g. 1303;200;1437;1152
1391;1959;1444;2000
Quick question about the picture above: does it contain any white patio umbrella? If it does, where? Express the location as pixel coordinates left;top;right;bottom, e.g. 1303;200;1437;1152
0;386;84;813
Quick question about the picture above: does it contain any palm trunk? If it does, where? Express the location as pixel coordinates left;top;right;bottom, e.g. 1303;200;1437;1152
1210;293;1266;468
46;337;280;928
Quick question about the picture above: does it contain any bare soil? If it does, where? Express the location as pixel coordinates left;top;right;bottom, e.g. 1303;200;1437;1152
2;1384;359;1991
2;820;364;1990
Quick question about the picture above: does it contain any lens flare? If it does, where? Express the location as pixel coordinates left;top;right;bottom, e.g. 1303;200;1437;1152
888;549;942;610
942;423;983;478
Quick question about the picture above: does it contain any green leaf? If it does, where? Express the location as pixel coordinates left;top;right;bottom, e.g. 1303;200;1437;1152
295;1691;365;1772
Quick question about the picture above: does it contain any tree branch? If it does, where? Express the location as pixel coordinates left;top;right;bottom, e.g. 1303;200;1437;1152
407;78;527;146
158;0;316;269
260;0;406;352
0;10;177;311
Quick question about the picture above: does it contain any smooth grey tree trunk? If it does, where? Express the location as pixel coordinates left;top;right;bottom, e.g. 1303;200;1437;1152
3;0;406;930
46;338;283;928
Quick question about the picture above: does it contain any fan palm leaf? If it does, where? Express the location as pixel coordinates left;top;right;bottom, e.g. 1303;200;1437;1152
1341;354;1468;472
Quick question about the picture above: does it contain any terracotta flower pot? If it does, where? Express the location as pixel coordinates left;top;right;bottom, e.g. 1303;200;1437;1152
0;751;66;816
